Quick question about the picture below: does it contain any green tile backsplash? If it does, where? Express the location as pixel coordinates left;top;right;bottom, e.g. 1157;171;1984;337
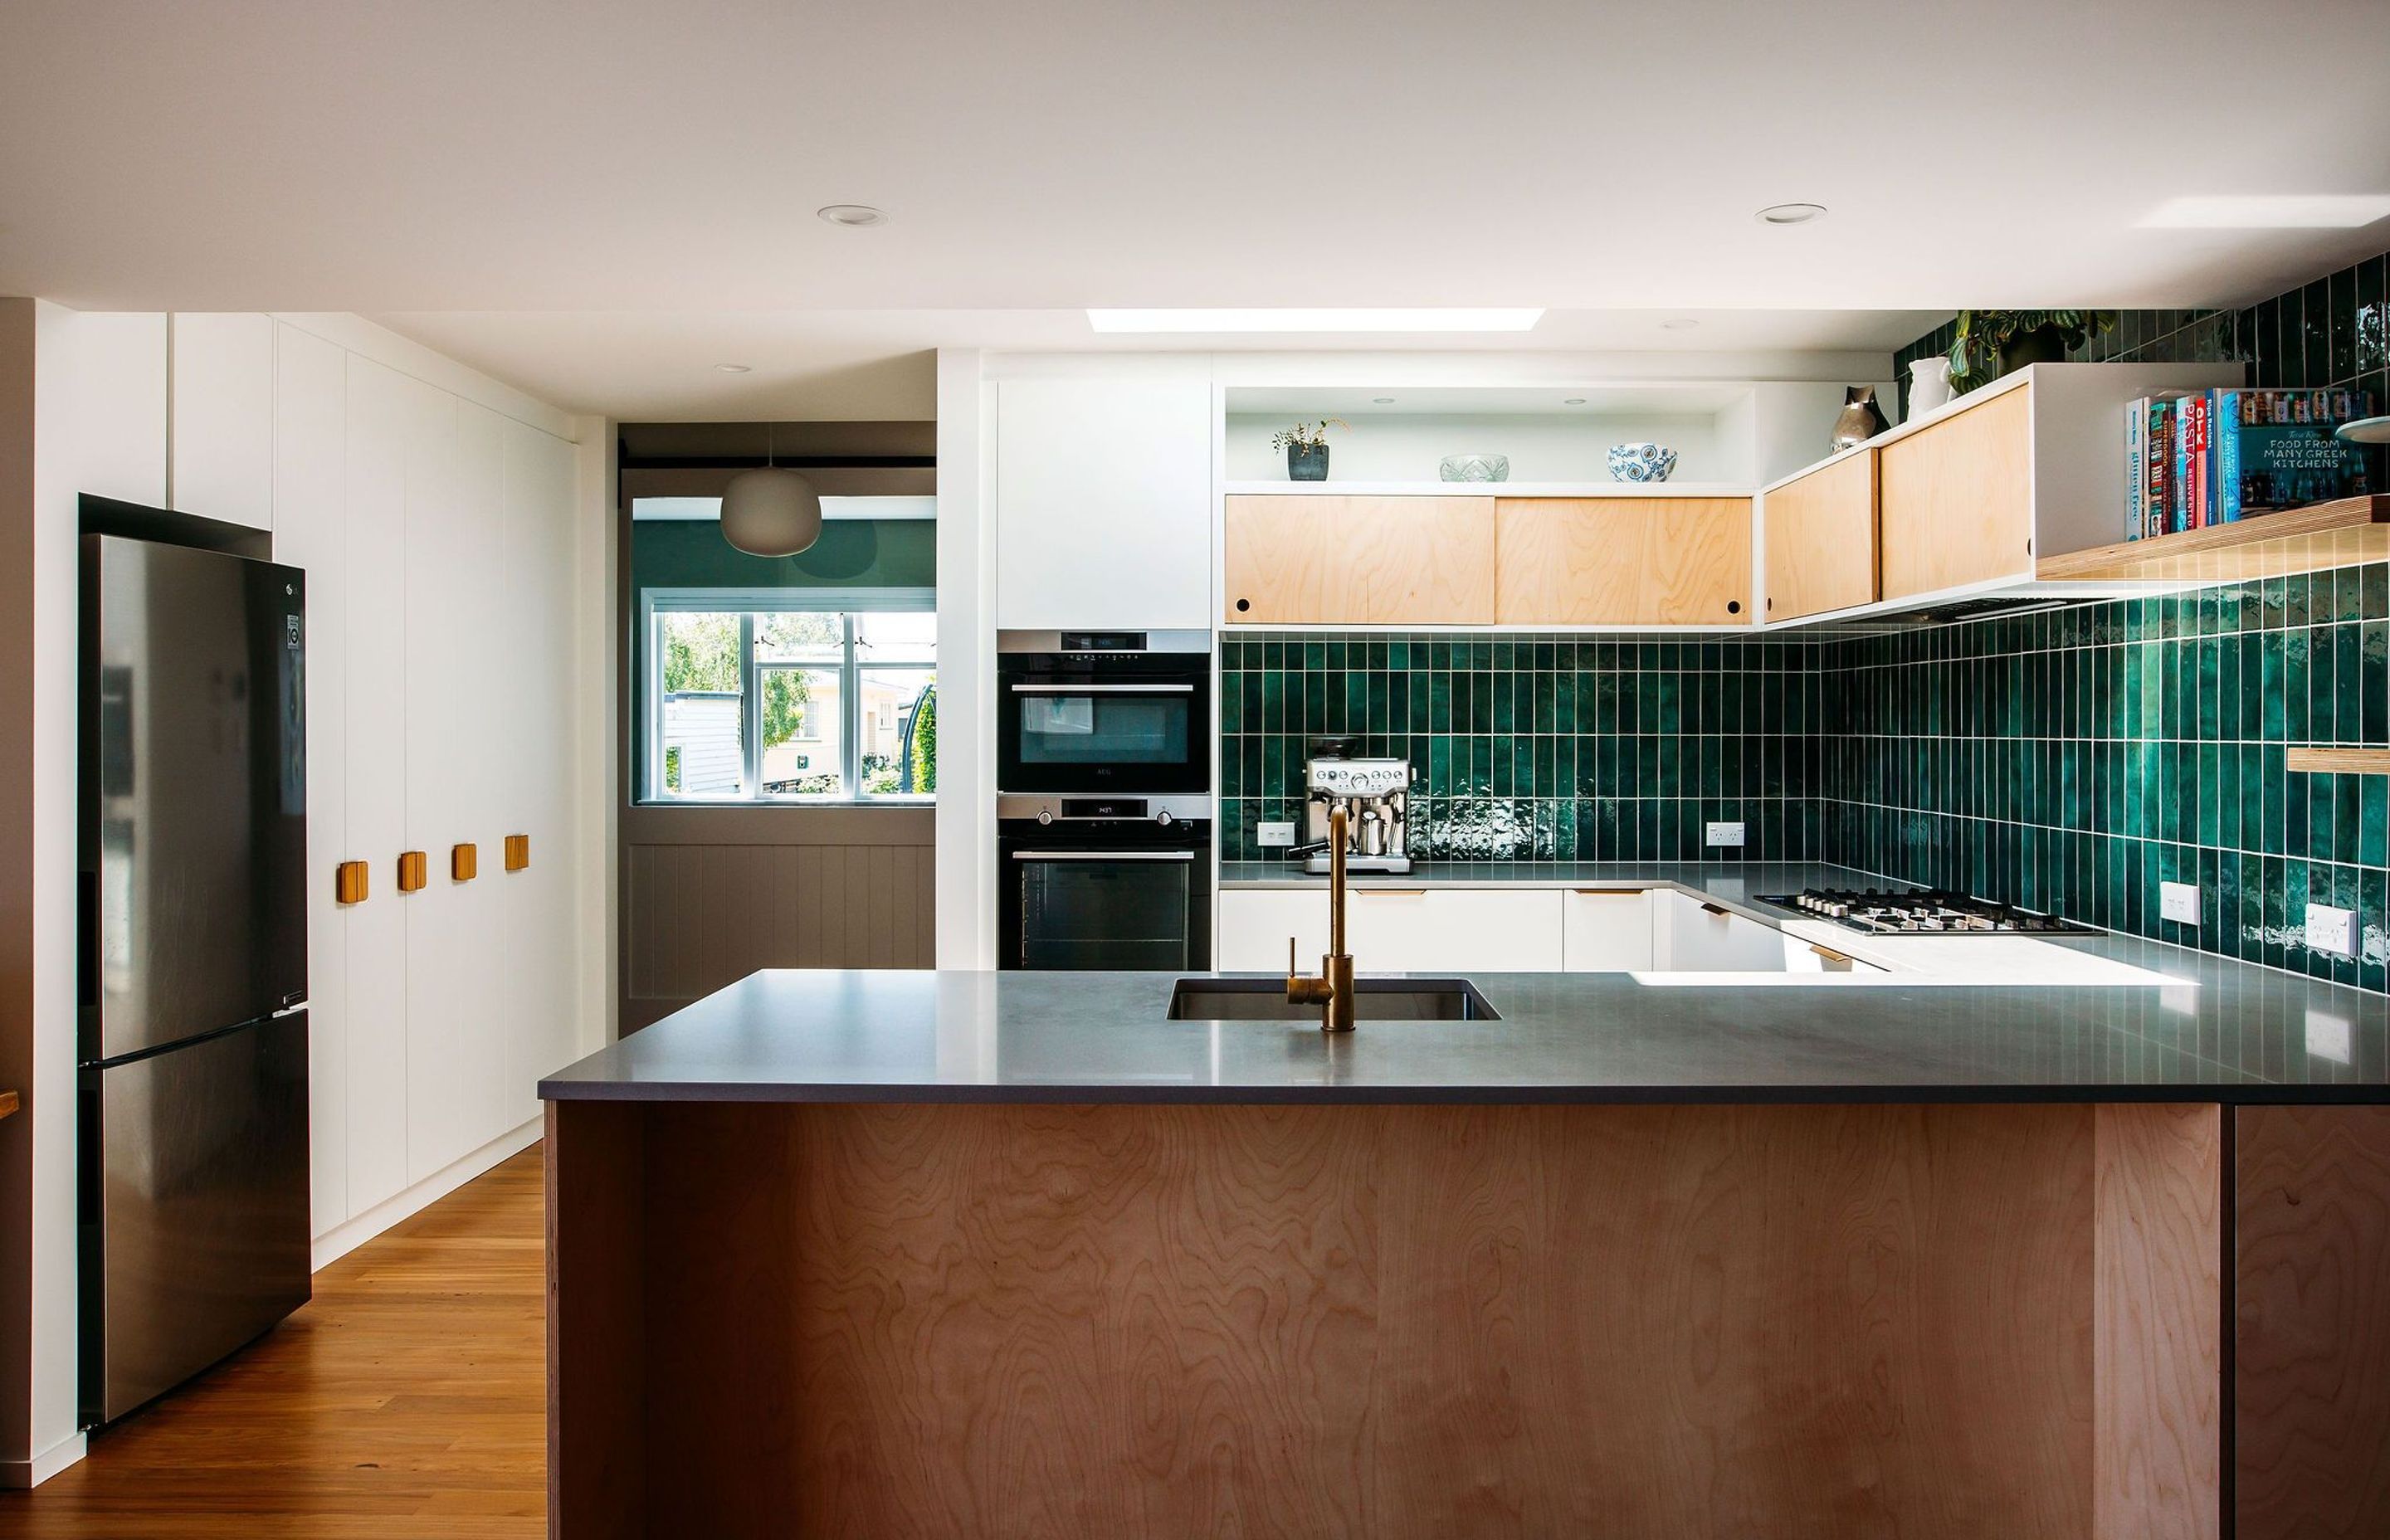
1820;573;2390;993
1218;634;1823;864
1221;568;2390;993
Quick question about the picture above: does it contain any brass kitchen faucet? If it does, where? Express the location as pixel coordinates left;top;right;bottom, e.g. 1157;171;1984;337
1285;807;1357;1032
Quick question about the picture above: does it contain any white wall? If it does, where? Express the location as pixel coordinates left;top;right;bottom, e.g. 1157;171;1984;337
934;349;994;967
0;305;609;1485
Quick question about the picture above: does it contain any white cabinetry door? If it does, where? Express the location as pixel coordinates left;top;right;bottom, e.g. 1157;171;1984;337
168;313;276;529
1345;889;1564;972
1217;890;1329;971
1654;893;1799;972
403;399;511;1184
338;355;422;1213
1222;888;1567;972
1563;890;1656;971
995;376;1212;630
499;419;583;1127
271;322;349;1236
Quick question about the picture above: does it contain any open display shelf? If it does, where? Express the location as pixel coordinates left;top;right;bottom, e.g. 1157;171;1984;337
2034;495;2389;584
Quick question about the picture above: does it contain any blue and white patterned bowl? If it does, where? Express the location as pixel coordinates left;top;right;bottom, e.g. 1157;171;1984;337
1438;453;1510;483
1607;442;1677;483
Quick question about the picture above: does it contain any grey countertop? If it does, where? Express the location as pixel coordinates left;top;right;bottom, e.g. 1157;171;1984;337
544;859;2388;1105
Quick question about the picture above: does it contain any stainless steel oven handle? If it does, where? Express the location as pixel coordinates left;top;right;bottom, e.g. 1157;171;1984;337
1008;683;1196;694
1009;850;1196;862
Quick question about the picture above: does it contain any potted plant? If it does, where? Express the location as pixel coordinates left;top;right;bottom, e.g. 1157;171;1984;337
1947;310;2117;394
1270;418;1348;481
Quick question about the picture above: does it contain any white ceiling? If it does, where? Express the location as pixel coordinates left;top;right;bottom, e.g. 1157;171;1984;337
4;0;2384;417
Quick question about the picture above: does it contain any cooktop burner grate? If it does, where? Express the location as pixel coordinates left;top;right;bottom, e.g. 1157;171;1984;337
1759;888;2101;937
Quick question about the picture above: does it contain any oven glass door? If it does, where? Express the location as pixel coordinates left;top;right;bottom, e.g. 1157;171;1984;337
999;680;1205;793
1012;850;1194;970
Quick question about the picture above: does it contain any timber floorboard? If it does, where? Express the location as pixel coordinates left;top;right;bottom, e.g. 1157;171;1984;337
0;1147;546;1540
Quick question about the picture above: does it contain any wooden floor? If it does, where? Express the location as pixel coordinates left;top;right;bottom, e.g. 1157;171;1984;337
0;1147;547;1540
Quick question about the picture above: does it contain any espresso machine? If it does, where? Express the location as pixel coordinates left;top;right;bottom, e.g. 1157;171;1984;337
1301;737;1413;874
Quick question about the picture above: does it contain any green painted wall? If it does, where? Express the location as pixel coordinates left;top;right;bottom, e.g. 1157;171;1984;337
632;517;935;591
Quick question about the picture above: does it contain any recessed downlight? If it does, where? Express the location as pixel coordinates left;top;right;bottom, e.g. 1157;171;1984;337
1562;397;1588;406
817;204;887;227
715;363;753;373
1372;397;1397;404
1659;318;1700;330
1755;202;1827;226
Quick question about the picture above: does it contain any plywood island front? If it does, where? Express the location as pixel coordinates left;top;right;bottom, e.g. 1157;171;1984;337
541;969;2390;1540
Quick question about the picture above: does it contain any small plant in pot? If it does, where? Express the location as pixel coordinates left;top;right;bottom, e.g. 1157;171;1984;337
1947;310;2117;394
1271;418;1348;481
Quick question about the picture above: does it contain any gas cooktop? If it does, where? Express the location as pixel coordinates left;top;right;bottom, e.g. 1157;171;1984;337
1760;888;2101;937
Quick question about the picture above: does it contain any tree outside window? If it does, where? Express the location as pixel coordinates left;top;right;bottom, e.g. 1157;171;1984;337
649;600;934;802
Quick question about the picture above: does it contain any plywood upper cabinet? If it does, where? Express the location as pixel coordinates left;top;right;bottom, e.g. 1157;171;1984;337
1763;450;1877;621
1877;383;2034;602
1494;497;1752;626
1222;495;1494;624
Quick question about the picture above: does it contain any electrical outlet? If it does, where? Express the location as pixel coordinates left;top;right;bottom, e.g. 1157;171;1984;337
2306;1008;2353;1065
2305;902;2357;958
1705;821;1746;848
2159;881;2201;926
1256;821;1296;849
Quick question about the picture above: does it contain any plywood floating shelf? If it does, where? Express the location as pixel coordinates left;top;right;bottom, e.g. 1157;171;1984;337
2035;495;2388;583
2285;748;2390;776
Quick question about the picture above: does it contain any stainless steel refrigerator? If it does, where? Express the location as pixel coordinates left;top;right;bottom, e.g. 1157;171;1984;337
78;533;311;1427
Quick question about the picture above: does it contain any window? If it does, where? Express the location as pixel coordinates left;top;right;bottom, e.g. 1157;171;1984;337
646;591;934;802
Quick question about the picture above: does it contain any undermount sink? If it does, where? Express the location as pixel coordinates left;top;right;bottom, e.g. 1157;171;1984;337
1166;977;1501;1021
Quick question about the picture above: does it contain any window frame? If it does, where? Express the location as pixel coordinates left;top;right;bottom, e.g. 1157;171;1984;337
641;587;935;805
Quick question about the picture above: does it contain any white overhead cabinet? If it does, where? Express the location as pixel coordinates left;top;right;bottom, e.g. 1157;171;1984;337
994;375;1212;630
168;313;276;529
266;321;586;1238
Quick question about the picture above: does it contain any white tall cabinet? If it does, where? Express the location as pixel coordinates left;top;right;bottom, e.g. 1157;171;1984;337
252;319;588;1244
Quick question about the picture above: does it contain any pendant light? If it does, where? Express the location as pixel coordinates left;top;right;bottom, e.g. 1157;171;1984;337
719;424;822;557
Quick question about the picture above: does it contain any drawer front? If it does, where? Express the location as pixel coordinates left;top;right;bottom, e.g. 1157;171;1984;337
1221;888;1566;972
1563;889;1658;971
1345;889;1563;972
1217;889;1329;971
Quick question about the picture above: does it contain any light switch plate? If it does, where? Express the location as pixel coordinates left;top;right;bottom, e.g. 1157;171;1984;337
2159;881;2201;926
1705;821;1746;848
2305;902;2358;958
1256;821;1296;848
2306;1008;2353;1065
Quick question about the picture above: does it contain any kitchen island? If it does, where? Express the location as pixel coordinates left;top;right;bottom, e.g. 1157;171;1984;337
543;905;2390;1539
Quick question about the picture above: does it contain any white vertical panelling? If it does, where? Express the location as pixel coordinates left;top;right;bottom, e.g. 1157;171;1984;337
501;420;584;1123
403;393;490;1182
167;313;275;529
339;355;419;1212
66;313;167;508
934;348;994;967
270;321;350;1236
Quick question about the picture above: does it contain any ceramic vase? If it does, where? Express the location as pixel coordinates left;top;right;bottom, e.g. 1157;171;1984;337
1286;443;1329;481
1907;358;1953;420
1828;387;1891;453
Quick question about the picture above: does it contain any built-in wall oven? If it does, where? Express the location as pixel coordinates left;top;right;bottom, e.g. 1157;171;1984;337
998;796;1212;970
997;630;1209;797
